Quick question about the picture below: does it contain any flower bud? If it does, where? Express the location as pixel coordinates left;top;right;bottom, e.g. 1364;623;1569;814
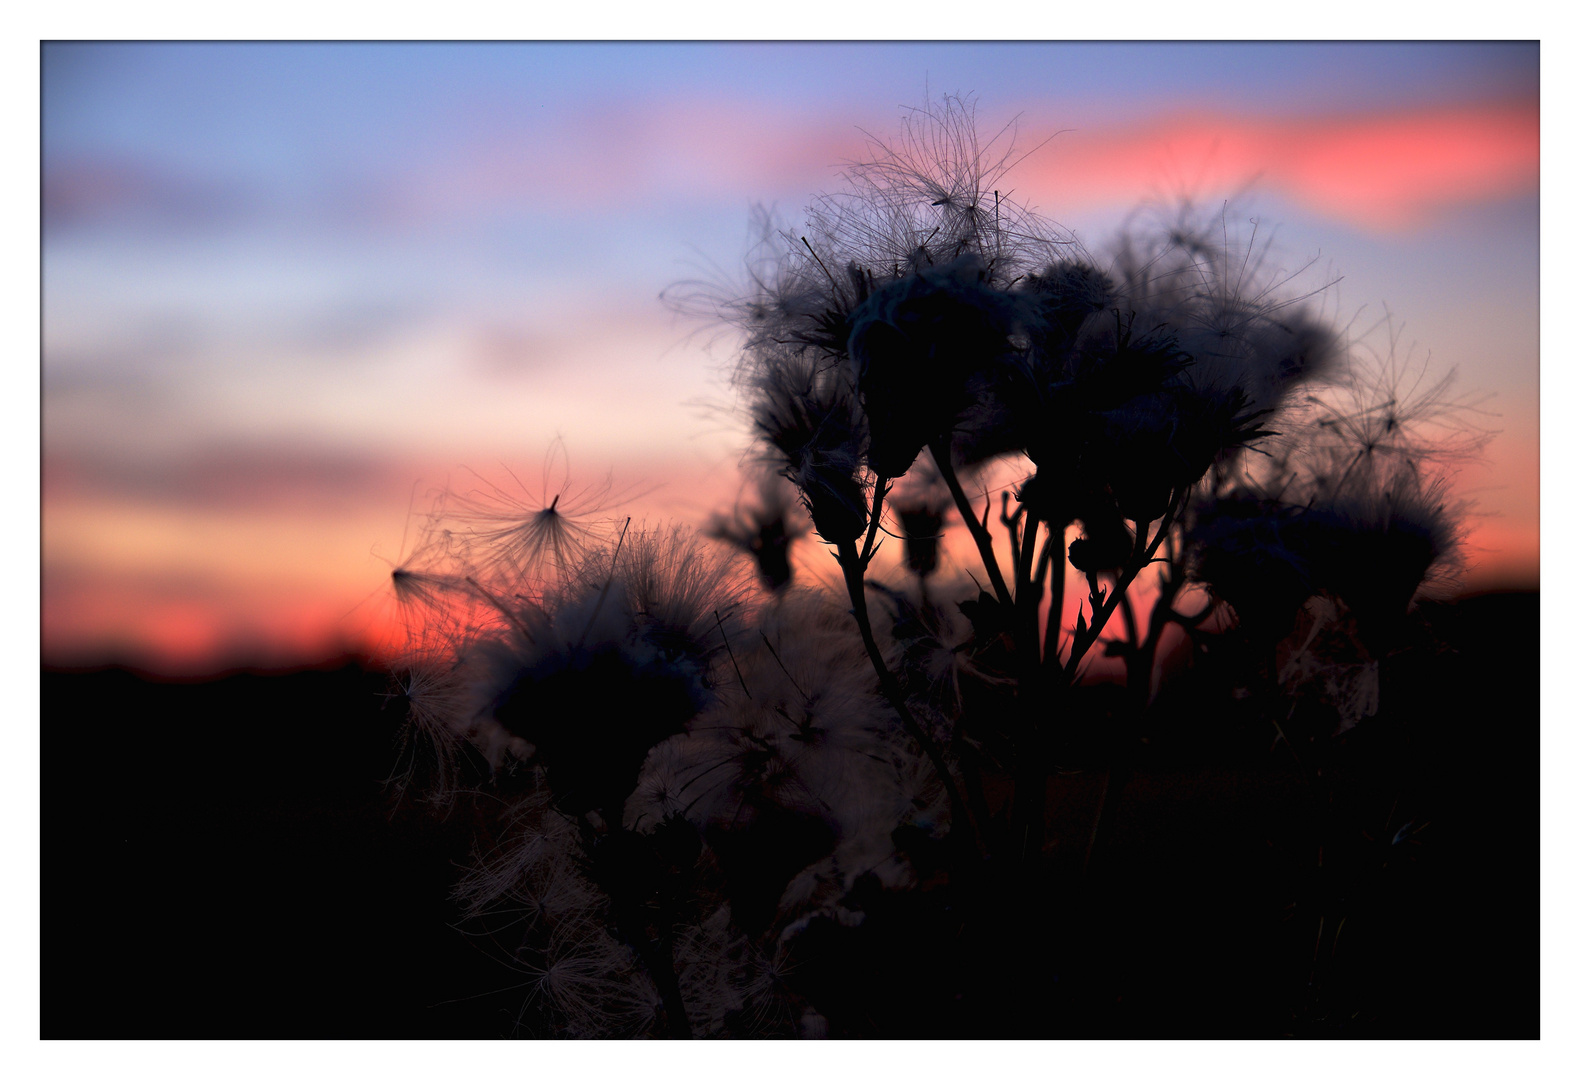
847;256;1020;477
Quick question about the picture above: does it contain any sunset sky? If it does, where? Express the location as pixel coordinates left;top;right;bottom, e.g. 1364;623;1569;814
40;41;1541;672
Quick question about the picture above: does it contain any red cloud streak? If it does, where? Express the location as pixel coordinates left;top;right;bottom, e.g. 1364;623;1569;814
1015;101;1539;230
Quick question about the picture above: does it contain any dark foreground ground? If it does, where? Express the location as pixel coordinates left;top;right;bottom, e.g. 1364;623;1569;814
41;592;1539;1039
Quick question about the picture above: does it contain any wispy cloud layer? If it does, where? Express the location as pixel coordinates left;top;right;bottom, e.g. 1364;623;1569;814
45;99;1538;236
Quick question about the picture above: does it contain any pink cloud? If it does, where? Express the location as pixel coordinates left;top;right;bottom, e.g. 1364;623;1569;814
451;98;1538;233
386;101;869;223
1012;101;1539;231
44;156;252;229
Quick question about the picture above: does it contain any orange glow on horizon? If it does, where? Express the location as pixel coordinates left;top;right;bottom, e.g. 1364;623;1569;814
43;503;1539;675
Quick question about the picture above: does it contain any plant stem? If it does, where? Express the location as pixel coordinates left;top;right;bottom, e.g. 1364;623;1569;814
1061;492;1186;685
930;440;1012;607
1042;521;1068;669
611;898;692;1038
1010;501;1049;867
1085;541;1190;875
859;475;890;566
1015;503;1043;665
835;537;981;857
464;576;536;642
581;813;693;1039
577;516;631;649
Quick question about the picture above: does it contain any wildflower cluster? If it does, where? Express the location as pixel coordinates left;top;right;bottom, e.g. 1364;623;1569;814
383;455;952;1035
384;95;1484;1038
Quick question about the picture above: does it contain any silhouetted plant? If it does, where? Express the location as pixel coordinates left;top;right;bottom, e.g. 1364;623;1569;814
706;471;808;591
381;94;1487;1038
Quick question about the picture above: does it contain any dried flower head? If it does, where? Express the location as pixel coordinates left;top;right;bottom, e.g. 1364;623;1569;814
1303;467;1461;651
1187;491;1317;641
707;471;809;591
890;462;954;580
1106;205;1340;412
846;254;1026;478
807;93;1071;286
454;525;740;816
748;348;870;544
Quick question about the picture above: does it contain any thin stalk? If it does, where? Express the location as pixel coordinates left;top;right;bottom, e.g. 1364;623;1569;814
611;895;693;1039
1010;501;1048;866
1042;521;1068;669
1084;545;1192;875
577;516;631;649
715;610;750;699
582;813;693;1039
1119;592;1141;652
1082;758;1132;878
859;475;890;567
956;736;996;848
834;536;981;856
1001;492;1024;577
1034;528;1055;588
929;440;1011;607
1015;505;1043;662
464;576;536;642
1061;491;1186;685
1085;590;1150;877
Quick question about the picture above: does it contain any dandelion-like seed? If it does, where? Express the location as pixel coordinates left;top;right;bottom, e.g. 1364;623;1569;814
383;654;473;804
814;93;1071;283
448;438;636;586
515;924;661;1038
1297;317;1495;500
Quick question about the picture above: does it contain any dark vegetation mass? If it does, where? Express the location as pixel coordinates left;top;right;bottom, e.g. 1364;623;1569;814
41;592;1536;1038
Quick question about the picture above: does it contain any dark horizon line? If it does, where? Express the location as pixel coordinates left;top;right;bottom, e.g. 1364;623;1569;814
40;583;1540;683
